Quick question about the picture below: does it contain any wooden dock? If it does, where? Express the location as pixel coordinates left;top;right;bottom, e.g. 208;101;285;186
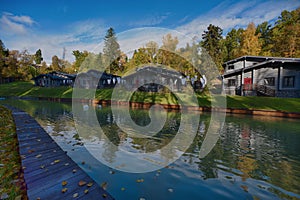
6;106;114;200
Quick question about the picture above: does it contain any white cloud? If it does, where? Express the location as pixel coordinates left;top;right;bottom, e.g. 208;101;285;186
2;16;108;63
0;12;36;35
176;0;300;43
2;0;300;65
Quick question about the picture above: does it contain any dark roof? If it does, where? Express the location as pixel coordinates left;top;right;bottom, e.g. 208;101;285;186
122;66;184;79
32;71;76;80
222;55;300;67
76;70;120;80
223;59;300;78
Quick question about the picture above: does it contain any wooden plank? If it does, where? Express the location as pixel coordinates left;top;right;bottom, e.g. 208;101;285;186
5;106;114;200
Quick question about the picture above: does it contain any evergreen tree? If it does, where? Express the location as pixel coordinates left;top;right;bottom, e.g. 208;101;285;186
256;21;272;56
34;49;43;64
200;24;224;71
224;28;244;61
103;27;121;73
271;8;300;57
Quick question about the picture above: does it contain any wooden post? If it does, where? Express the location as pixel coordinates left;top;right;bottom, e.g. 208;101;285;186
277;66;282;91
251;69;255;90
240;70;244;96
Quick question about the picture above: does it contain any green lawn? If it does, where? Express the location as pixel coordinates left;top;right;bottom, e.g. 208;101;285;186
1;81;300;113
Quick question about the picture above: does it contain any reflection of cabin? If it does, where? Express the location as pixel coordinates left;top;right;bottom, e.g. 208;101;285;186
32;71;76;87
75;70;121;89
222;56;300;97
122;66;205;92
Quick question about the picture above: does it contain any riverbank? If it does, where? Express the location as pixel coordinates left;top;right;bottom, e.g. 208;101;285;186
0;106;27;200
1;82;300;116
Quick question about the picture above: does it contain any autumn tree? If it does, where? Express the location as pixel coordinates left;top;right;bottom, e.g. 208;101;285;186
103;27;121;73
157;33;179;68
3;50;19;78
145;41;159;63
51;55;65;71
72;50;89;72
239;22;261;56
0;40;9;79
19;50;36;80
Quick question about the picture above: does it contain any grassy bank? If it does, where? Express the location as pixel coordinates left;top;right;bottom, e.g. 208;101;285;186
0;106;27;199
1;81;300;113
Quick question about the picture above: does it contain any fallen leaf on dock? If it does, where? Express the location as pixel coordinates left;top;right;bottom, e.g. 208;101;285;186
87;182;93;187
73;193;78;198
101;182;108;190
61;188;68;193
78;180;87;186
62;181;68;186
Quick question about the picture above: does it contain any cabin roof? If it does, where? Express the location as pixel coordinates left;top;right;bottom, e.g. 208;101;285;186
122;66;184;79
32;71;76;80
222;55;300;67
223;59;300;78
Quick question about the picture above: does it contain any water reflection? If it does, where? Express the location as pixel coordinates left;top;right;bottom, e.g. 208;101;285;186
1;99;300;199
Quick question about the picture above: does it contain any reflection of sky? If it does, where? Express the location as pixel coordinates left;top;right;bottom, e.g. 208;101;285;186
1;99;300;199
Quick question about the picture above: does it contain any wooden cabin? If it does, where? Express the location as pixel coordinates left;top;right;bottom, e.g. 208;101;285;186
32;71;76;87
222;56;300;97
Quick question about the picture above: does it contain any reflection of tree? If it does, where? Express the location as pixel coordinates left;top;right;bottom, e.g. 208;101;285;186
102;137;118;164
237;155;257;181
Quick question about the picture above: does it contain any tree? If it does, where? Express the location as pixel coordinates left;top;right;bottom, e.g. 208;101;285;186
239;22;261;56
200;24;224;71
103;27;121;73
145;41;159;63
34;49;43;64
157;33;179;68
17;50;35;80
51;55;64;71
3;50;18;78
0;40;9;79
72;50;89;72
224;28;244;61
161;33;179;52
256;21;272;56
271;8;300;57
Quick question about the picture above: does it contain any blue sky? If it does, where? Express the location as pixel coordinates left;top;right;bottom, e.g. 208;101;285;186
0;0;299;63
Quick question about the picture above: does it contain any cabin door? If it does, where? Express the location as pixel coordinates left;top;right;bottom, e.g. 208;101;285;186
244;78;252;90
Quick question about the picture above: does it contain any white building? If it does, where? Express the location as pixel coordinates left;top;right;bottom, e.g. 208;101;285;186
222;56;300;98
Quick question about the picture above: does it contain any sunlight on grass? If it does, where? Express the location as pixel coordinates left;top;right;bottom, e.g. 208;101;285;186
1;82;300;113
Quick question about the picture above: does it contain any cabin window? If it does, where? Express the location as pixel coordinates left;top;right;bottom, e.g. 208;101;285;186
264;77;275;86
228;65;234;70
228;79;236;87
282;76;295;88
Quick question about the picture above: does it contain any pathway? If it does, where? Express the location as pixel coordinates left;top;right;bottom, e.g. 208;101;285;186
6;106;114;200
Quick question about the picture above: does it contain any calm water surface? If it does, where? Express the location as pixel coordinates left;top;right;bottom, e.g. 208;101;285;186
1;99;300;200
